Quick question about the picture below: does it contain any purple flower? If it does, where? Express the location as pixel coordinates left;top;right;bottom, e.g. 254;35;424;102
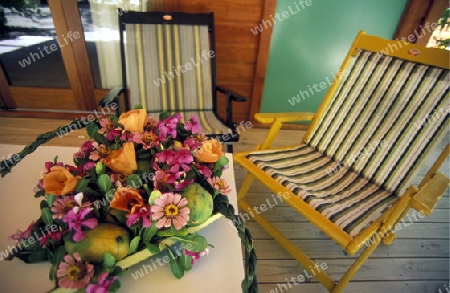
184;248;209;265
184;115;201;134
86;272;118;293
126;205;152;228
63;207;98;242
158;114;181;140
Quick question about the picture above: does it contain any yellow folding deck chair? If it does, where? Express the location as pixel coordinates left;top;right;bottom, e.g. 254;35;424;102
234;31;449;292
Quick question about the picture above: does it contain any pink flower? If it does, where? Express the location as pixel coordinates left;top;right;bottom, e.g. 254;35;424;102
126;204;152;228
39;230;65;247
158;113;181;140
63;201;98;242
153;170;169;191
133;131;160;150
194;163;213;178
184;115;201;134
89;142;110;161
86;272;118;293
51;194;90;219
184;248;209;265
73;141;94;159
57;252;94;289
151;192;190;230
207;177;232;195
99;118;122;141
8;221;35;241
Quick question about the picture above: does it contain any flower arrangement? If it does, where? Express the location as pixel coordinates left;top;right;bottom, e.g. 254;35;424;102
1;107;258;292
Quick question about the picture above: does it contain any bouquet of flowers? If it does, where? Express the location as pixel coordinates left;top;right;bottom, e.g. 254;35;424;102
0;107;257;292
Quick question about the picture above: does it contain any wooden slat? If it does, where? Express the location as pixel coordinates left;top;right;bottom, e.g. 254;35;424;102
254;239;449;259
215;43;258;64
215;22;260;45
247;222;450;240
258;281;450;293
174;0;264;22
257;258;449;282
216;62;255;82
5;87;110;111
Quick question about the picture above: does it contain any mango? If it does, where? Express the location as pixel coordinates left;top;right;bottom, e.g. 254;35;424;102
65;223;130;264
181;183;213;226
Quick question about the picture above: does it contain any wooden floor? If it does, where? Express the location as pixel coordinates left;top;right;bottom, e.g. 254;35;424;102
0;117;448;293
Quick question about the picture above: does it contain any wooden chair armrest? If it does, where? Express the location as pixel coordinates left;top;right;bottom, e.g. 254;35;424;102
410;172;449;216
254;112;315;124
254;112;315;150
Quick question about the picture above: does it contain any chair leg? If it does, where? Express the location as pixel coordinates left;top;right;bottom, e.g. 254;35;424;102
226;143;233;153
237;173;255;201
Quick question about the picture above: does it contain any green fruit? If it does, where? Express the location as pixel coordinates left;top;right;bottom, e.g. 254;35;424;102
181;183;213;226
65;223;130;264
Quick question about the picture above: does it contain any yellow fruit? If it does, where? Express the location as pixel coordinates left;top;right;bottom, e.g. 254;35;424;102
65;223;130;264
181;183;213;226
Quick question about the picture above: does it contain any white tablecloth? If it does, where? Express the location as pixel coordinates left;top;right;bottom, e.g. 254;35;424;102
0;144;244;293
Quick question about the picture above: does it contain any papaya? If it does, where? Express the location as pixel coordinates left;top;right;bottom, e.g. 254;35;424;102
65;223;130;264
181;183;213;226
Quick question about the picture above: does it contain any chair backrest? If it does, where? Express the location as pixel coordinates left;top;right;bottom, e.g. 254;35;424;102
118;10;217;113
305;32;449;196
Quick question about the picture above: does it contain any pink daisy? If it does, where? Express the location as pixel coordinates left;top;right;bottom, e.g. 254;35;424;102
207;176;232;195
151;192;190;230
56;252;94;289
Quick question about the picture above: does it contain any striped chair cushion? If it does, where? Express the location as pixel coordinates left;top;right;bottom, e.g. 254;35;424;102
306;50;449;196
125;23;230;135
246;144;398;237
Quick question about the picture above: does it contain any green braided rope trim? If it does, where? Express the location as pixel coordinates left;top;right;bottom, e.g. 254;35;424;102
213;195;258;293
0;118;86;178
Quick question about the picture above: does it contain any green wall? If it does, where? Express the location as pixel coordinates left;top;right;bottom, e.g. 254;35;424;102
260;0;408;113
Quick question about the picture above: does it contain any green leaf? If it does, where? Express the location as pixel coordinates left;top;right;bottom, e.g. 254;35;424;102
214;155;229;169
49;246;66;281
129;236;141;254
98;174;113;194
75;178;90;193
108;279;121;292
95;162;106;175
34;189;45;198
167;249;184;279
103;252;116;268
146;243;160;254
126;174;142;189
86;122;101;138
159;111;170;120
180;253;193;272
149;190;162;205
41;207;53;226
157;226;188;237
170;234;208;252
46;195;56;208
142;224;158;243
27;249;48;263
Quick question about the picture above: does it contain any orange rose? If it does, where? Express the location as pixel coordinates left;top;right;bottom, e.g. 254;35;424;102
110;187;144;214
118;109;147;133
195;139;224;163
103;142;137;175
42;166;79;196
